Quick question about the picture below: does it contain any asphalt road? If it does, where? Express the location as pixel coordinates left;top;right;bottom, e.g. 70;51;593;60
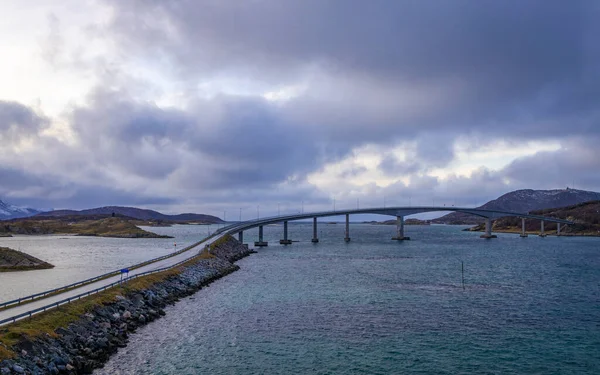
0;232;224;326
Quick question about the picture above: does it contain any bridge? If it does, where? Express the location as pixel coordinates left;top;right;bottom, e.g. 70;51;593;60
0;206;573;326
222;206;575;245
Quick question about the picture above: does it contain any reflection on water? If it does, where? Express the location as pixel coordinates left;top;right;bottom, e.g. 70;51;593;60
0;224;225;302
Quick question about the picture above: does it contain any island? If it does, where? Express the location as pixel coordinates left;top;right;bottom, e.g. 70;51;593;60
0;215;173;239
0;247;54;272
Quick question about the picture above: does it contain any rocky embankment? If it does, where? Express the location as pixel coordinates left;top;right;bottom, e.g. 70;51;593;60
0;247;54;272
0;236;255;374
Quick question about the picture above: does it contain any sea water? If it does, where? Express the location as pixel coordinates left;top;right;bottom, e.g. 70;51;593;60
0;224;221;301
96;224;600;374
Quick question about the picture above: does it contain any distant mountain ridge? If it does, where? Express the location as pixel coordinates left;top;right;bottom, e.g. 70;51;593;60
36;206;224;224
0;199;41;220
435;188;600;224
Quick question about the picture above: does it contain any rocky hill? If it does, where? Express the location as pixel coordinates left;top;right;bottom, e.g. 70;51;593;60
434;188;600;224
0;247;54;272
35;206;224;224
0;199;40;220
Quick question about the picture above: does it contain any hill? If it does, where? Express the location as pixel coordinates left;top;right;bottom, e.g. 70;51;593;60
35;206;224;224
467;200;600;236
0;247;54;272
434;188;600;224
0;199;41;220
0;216;173;238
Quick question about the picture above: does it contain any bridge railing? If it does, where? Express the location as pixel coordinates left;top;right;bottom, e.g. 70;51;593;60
0;245;211;326
0;231;222;310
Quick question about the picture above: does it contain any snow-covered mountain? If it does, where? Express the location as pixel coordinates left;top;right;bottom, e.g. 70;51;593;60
435;188;600;224
0;199;41;220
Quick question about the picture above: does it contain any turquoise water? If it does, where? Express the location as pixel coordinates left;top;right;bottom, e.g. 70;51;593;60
97;224;600;374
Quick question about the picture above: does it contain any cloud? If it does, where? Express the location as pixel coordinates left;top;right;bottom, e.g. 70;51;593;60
1;1;599;215
0;101;48;140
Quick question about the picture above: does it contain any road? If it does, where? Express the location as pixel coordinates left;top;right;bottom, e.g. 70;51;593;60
0;232;224;326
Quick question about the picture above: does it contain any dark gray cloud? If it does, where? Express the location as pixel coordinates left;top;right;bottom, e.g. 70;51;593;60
2;1;600;214
502;138;600;189
0;101;48;140
104;0;600;140
378;154;420;177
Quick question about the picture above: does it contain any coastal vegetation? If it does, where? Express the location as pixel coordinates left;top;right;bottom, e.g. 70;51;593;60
0;216;172;238
467;201;600;236
0;247;54;272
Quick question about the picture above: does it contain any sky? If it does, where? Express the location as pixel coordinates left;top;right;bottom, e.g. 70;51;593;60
0;0;599;218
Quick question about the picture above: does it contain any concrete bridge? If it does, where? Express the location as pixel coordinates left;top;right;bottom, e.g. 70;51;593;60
223;206;575;246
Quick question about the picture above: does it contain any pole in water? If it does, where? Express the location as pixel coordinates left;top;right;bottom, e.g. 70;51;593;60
461;261;465;290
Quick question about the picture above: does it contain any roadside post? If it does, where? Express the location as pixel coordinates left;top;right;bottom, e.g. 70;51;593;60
120;268;129;285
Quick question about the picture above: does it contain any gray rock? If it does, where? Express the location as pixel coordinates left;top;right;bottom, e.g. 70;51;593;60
52;355;67;366
0;368;10;375
138;315;146;324
47;363;59;375
122;310;131;319
11;364;25;374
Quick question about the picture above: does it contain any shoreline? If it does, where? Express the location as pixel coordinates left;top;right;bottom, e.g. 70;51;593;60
0;236;255;374
465;228;600;237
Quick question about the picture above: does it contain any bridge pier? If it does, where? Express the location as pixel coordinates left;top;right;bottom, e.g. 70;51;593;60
539;220;547;237
392;216;410;240
520;218;528;237
344;214;351;242
311;217;319;243
280;221;292;245
557;223;561;236
238;231;243;243
254;225;268;247
480;218;497;239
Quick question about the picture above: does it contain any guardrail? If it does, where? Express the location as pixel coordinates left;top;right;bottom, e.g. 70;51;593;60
0;230;222;310
0;246;208;326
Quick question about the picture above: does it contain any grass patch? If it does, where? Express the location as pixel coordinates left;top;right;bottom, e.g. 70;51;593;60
209;234;234;251
0;249;214;360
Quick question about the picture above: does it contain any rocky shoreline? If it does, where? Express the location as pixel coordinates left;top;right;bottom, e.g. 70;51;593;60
0;236;255;374
0;247;54;272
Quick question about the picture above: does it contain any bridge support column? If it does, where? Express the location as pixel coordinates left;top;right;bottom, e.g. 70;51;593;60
344;214;351;242
254;225;268;247
557;223;561;236
280;221;292;245
238;231;243;243
520;218;528;237
311;217;319;243
539;220;547;237
392;216;410;240
480;218;497;239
